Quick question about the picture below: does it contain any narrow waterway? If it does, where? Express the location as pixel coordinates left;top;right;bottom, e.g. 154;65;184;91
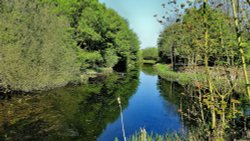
98;66;183;141
0;65;184;141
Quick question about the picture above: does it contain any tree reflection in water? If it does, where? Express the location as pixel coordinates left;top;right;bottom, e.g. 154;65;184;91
0;70;139;141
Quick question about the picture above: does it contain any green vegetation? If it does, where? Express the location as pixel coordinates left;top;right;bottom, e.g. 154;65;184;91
0;71;139;140
0;0;249;140
141;47;158;61
0;0;140;93
154;64;206;86
156;0;250;140
157;67;250;141
0;0;80;92
141;47;158;64
154;63;248;93
141;64;158;76
115;129;182;141
142;60;157;64
158;5;249;66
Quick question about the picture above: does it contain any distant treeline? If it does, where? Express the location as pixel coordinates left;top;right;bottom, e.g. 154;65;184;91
141;47;158;61
0;0;140;92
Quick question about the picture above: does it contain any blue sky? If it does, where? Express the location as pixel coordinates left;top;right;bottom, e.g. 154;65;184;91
99;0;190;49
99;0;170;49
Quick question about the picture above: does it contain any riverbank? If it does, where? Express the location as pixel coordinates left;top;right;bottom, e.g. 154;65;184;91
80;68;113;83
0;67;114;95
0;70;140;141
154;64;246;93
142;60;157;65
154;64;206;86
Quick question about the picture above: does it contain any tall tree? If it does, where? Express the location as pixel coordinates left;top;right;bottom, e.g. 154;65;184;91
231;0;250;99
203;0;216;129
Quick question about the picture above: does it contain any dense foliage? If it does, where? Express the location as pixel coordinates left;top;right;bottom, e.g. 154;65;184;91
0;0;80;92
157;1;250;140
0;0;140;92
46;0;140;70
141;47;159;61
158;6;250;66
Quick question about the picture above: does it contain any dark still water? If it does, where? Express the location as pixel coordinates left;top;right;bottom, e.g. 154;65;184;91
0;65;184;141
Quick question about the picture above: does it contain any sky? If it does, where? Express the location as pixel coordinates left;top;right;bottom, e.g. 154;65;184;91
99;0;169;49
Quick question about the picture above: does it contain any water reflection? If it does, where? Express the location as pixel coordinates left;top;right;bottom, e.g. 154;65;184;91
0;71;139;141
140;64;157;76
157;76;250;140
98;65;183;141
3;65;239;141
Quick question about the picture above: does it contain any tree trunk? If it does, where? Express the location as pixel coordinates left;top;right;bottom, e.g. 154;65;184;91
171;42;176;71
203;0;217;129
231;0;250;99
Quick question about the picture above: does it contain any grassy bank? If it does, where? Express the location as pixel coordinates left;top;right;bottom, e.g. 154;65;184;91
142;60;157;64
154;64;206;86
154;64;246;93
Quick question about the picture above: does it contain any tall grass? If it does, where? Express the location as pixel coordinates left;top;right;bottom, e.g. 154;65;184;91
115;129;183;141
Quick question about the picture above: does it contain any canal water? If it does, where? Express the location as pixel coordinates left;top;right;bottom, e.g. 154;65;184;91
0;65;184;141
98;66;183;141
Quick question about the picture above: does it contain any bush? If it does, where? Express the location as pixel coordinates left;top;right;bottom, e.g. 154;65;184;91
0;0;79;92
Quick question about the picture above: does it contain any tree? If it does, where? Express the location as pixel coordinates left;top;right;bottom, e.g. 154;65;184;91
230;0;250;99
0;0;140;92
141;47;159;61
158;7;241;67
0;0;79;92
